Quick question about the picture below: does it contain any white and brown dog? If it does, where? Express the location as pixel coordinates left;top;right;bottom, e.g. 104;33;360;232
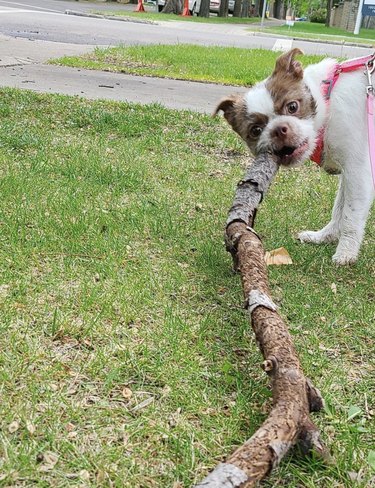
215;48;374;265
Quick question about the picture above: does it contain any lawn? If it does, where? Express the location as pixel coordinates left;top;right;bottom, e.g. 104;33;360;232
261;21;375;44
51;45;323;86
0;88;374;487
90;8;263;24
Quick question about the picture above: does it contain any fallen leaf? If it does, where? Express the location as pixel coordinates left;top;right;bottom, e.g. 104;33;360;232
83;338;93;350
0;284;10;298
348;471;361;482
96;470;106;483
79;469;90;481
66;473;79;479
347;405;362;421
331;282;337;294
8;421;20;433
122;387;133;400
66;422;76;432
67;386;78;396
38;451;59;472
26;421;35;435
265;247;293;266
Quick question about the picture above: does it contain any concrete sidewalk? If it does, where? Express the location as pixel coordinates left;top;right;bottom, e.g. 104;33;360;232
0;63;244;113
0;33;96;67
0;31;245;114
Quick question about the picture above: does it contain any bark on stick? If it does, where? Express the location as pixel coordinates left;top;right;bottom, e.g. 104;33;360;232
195;153;329;488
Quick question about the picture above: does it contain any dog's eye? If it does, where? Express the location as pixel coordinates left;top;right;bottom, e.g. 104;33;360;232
287;101;299;114
250;125;263;137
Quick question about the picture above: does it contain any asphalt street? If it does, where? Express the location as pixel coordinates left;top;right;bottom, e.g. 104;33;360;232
0;0;374;112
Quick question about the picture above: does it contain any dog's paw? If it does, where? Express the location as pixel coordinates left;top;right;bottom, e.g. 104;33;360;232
332;251;358;266
297;230;337;244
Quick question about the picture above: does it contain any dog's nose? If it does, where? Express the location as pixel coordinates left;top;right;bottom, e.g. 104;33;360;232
272;125;289;139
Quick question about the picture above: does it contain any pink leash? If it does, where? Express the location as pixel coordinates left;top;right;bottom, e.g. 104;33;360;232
365;59;375;189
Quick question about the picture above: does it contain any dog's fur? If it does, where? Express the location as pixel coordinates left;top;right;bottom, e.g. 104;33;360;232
215;48;374;265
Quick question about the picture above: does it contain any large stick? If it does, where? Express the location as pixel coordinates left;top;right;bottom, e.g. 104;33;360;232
196;153;329;488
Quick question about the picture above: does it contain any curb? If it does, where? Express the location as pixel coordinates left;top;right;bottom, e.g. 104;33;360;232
64;9;157;25
251;30;374;49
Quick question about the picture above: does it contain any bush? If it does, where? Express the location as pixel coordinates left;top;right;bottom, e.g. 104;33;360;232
310;8;327;23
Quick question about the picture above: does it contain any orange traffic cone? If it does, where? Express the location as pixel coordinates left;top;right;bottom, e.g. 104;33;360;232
135;0;146;12
181;0;191;16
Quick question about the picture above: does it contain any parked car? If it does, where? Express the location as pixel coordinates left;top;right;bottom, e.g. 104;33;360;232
209;0;235;13
157;0;202;15
157;0;234;15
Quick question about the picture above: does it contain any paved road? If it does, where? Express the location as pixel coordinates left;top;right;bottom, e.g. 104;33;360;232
0;0;373;55
0;0;374;113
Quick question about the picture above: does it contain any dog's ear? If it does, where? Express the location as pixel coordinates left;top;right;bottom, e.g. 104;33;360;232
213;96;240;129
273;48;304;80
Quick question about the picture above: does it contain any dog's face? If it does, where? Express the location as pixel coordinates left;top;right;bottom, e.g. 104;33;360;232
215;49;318;167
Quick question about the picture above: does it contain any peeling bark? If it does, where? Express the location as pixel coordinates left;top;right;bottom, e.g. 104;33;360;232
195;153;330;488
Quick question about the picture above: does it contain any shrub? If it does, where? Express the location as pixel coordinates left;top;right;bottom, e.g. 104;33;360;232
310;8;327;23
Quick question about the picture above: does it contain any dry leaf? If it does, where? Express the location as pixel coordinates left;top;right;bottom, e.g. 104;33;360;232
83;338;93;349
26;421;35;435
67;386;78;396
79;469;90;481
96;470;106;483
122;387;133;400
264;247;293;266
0;284;10;298
66;422;76;432
8;421;20;433
331;282;337;294
39;451;59;472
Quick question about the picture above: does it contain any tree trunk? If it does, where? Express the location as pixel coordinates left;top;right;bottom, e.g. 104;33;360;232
325;0;332;27
162;0;182;14
254;0;260;16
199;0;210;17
273;0;283;19
219;0;229;17
194;153;330;487
241;0;250;17
233;0;242;17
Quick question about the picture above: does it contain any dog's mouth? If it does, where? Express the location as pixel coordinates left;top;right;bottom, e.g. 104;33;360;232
274;139;309;164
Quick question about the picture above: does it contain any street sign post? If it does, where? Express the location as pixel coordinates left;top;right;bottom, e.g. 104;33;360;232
354;0;375;35
363;0;375;16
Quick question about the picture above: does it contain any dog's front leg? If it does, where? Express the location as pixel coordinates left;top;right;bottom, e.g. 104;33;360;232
332;167;374;265
298;176;344;245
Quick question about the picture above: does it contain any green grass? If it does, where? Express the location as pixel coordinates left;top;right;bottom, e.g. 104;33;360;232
92;9;263;24
261;21;375;45
0;88;374;487
51;45;323;86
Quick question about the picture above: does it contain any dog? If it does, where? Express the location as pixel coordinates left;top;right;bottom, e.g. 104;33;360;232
215;48;374;265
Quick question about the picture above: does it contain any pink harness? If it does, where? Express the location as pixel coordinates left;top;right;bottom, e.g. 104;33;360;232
311;53;375;188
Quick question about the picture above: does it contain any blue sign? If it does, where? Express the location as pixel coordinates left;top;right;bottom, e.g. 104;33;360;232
363;0;375;16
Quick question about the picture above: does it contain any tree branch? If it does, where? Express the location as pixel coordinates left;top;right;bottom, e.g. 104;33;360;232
195;153;329;487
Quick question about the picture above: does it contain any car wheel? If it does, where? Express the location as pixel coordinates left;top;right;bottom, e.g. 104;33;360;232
158;5;163;11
